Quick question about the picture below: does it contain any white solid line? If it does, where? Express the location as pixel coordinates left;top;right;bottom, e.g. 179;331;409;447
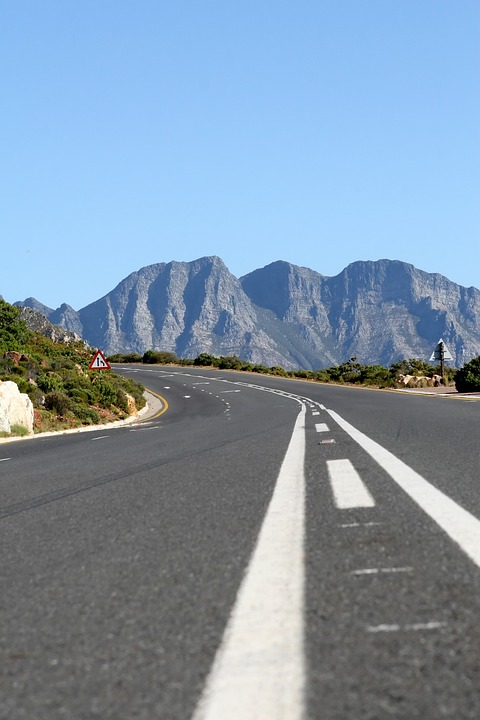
319;404;326;410
192;404;306;720
315;423;329;433
327;409;480;570
327;459;375;509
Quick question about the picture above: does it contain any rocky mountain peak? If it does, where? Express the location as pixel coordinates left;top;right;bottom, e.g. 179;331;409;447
14;257;480;369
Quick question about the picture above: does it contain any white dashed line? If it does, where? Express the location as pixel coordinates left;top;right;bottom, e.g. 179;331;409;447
315;423;329;433
339;522;383;528
326;459;375;509
0;458;11;462
367;622;447;633
327;408;480;570
91;436;109;441
351;567;413;576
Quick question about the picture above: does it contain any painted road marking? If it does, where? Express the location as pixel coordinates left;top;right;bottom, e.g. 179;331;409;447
340;522;383;528
91;436;109;441
351;567;413;576
219;390;241;394
193;404;306;720
0;458;11;462
367;621;447;633
315;423;329;433
312;411;320;416
327;408;480;570
327;459;375;509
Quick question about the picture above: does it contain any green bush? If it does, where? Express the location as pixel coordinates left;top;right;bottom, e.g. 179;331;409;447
10;423;29;436
70;403;100;425
37;373;64;393
94;378;117;407
455;356;480;392
44;391;71;416
143;350;179;364
194;353;218;367
108;353;143;363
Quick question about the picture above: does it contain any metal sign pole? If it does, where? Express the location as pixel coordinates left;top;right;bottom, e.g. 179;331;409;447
440;340;445;381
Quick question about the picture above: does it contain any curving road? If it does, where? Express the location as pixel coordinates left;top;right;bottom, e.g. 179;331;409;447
2;365;480;719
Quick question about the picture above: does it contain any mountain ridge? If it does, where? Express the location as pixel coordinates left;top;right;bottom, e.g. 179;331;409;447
14;257;480;369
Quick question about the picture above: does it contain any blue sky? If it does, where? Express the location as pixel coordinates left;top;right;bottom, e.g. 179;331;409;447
1;1;479;310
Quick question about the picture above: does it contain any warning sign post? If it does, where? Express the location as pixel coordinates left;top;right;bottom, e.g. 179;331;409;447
89;350;111;371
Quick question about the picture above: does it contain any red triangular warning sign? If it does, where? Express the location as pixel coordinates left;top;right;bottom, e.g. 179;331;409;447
89;349;111;370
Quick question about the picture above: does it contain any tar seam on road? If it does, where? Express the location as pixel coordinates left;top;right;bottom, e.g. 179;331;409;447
192;403;306;720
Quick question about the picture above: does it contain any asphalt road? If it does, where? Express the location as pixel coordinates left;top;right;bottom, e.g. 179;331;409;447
2;365;480;719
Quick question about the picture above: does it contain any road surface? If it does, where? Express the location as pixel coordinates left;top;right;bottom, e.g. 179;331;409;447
2;365;480;719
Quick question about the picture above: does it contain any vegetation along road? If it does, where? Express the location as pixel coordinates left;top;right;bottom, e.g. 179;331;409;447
2;365;480;719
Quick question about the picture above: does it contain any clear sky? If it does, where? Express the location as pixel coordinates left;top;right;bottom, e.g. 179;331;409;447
1;1;479;310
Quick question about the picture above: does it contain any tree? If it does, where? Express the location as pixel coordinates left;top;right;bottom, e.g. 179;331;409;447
0;299;29;351
455;356;480;392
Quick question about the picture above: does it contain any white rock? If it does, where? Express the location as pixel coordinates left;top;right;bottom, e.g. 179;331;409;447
0;380;34;434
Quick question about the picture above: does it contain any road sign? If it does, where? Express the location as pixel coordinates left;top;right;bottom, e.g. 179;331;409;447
429;338;453;362
89;349;111;370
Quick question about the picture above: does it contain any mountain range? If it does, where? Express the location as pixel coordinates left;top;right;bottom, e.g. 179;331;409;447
14;257;480;369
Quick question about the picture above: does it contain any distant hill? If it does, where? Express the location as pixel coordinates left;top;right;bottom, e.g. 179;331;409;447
15;257;480;369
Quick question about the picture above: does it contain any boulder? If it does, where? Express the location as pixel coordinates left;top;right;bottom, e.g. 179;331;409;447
0;380;34;434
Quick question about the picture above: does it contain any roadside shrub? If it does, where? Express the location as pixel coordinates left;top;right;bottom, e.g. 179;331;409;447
94;378;117;407
10;423;29;436
44;391;71;416
143;350;179;364
218;355;242;370
115;388;129;412
194;353;218;367
70;403;100;425
455;356;480;392
252;364;269;374
37;373;63;393
108;353;143;363
10;376;30;394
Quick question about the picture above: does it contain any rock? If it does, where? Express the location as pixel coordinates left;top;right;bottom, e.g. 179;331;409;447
3;351;29;366
125;393;138;416
0;381;34;434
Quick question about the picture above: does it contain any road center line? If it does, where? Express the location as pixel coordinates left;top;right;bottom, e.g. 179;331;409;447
192;404;306;720
327;408;480;570
327;458;375;509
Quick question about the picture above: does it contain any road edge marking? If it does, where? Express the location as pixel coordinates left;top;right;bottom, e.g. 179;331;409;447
192;404;306;720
